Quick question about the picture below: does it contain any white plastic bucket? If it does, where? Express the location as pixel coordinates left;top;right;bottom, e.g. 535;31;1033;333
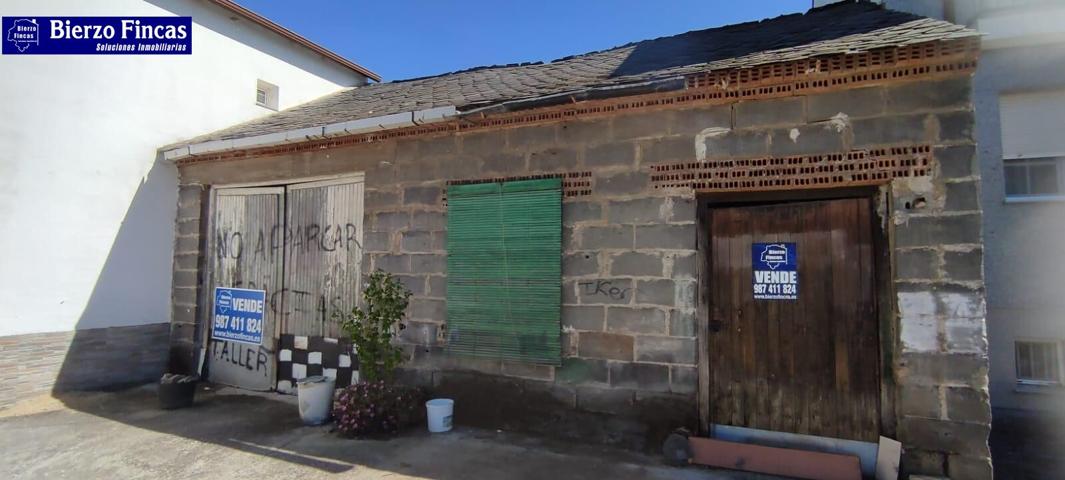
426;398;454;433
296;375;335;426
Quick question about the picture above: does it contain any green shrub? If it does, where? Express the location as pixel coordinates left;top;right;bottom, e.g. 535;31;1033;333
335;270;411;383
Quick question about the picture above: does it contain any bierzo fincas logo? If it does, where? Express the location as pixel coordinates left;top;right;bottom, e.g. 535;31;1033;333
1;16;191;55
6;18;38;52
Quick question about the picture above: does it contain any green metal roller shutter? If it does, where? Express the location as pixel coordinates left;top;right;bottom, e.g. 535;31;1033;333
446;178;562;365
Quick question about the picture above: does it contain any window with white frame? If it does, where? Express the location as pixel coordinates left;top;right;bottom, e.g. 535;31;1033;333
256;79;279;110
1015;340;1061;385
999;90;1065;199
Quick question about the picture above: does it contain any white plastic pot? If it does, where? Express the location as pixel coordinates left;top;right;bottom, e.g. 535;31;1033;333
297;375;335;425
426;398;454;433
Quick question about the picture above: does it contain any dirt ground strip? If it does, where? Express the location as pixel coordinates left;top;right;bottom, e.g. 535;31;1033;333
0;385;778;480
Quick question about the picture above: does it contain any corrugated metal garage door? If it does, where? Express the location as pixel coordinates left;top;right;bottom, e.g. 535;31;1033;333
207;187;284;391
282;176;365;338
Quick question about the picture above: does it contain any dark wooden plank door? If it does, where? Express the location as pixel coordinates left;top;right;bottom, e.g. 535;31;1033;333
707;197;880;442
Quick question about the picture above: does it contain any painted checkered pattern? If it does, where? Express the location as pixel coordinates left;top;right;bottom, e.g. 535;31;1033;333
275;334;358;394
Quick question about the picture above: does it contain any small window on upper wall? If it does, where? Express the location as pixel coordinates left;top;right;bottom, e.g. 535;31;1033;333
256;79;279;110
1016;340;1062;386
999;90;1065;201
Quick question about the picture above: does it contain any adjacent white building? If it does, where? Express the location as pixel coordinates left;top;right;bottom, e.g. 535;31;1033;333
0;0;378;407
817;0;1065;414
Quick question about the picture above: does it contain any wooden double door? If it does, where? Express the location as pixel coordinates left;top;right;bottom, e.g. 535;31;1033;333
707;197;881;442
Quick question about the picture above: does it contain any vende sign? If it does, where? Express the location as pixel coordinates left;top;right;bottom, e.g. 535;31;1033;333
2;16;191;54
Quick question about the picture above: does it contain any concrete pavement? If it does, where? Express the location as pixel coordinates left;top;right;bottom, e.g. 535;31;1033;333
0;385;775;479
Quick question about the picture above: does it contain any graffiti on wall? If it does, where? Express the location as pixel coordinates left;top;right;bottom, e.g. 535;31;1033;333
215;222;361;260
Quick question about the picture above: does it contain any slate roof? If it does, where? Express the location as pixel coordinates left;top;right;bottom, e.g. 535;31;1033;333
174;1;977;148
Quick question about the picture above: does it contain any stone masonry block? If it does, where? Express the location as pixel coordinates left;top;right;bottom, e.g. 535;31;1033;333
607;198;668;224
898;417;990;456
559;119;611;145
174;235;200;253
431;231;447;251
411;211;446;231
898;352;988;388
936;145;976;179
806;86;886;121
394;275;427;296
943;249;982;282
584;142;635;168
597;170;649;196
897;248;940;280
851;113;934;148
563;201;603;225
401;231;433;252
428;275;446;297
669;309;696;337
610;251;663;277
172;269;198;289
460;131;507;154
374;254;411;273
363;231;392;252
670;252;697;279
172;286;198;306
636;336;696;365
374;211;410;231
562;305;605;331
178;185;203;207
885;77;971;114
410;298;445;321
481;152;526;175
507;124;557;149
577;278;634;305
411;254;446;274
176;219;199;236
945;181;979;212
174;253;199;271
418;135;459;156
670;197;696;222
640;135;696;164
670;366;698;394
899;385;941;419
563;252;598;277
735;97;805;128
636;279;675;306
902;449;947;477
700;129;769;160
404;185;441;205
947;454;992;480
635;224;696;250
556;357;608;384
612;110;672;140
529;147;579;172
582;225;634;250
578;332;635;361
896;214;981;248
606;307;668;335
398;320;437;345
670;105;732;136
768;123;846;156
945;386;991;424
609;362;670;392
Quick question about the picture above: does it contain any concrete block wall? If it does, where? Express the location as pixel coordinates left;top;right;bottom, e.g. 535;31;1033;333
175;73;990;473
169;184;208;375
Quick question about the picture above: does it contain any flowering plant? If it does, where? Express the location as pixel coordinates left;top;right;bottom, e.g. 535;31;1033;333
333;381;426;437
336;270;411;382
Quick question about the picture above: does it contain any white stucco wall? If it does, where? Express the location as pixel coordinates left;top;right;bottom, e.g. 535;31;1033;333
0;0;368;335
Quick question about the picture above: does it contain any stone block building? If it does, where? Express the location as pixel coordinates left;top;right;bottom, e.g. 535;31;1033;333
163;2;991;478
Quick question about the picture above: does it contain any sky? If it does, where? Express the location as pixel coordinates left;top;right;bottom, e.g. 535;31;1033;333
236;1;809;82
